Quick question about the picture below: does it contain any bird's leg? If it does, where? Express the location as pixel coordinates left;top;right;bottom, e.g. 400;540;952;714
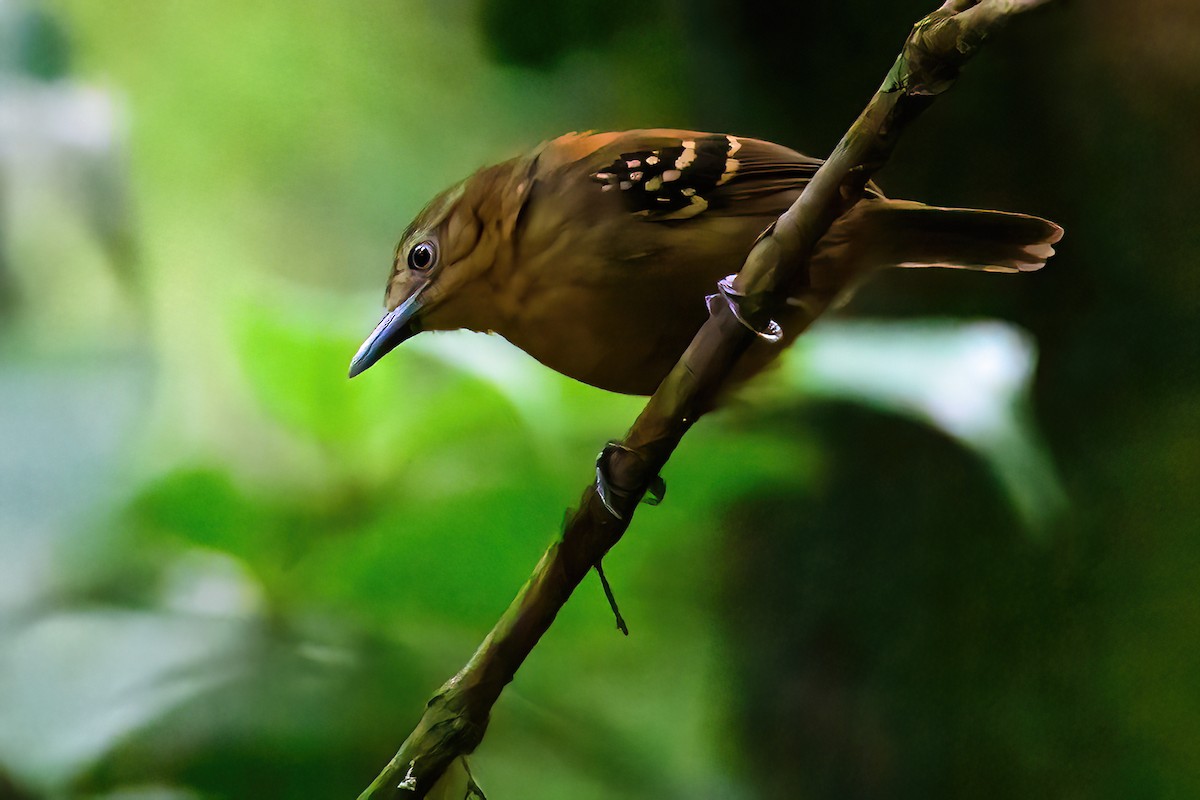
594;441;666;520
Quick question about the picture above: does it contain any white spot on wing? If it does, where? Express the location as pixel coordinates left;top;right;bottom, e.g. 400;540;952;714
675;141;697;170
717;158;739;185
726;135;742;156
661;169;682;182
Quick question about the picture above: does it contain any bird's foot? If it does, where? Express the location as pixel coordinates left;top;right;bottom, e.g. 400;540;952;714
594;441;666;520
706;274;783;342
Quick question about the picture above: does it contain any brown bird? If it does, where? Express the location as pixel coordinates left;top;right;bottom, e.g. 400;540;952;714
349;130;1062;395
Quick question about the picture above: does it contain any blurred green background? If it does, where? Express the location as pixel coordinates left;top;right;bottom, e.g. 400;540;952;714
1;1;1197;798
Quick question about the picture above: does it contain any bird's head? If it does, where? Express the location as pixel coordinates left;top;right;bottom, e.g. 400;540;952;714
348;159;531;378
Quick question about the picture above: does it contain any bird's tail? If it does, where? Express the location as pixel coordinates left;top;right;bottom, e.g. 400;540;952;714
847;198;1064;274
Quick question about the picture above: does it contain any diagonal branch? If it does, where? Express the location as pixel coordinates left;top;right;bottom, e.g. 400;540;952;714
358;1;1056;797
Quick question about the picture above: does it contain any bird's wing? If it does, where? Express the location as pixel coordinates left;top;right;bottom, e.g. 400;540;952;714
575;130;879;222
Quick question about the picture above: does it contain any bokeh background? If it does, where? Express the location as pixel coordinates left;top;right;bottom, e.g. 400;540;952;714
1;1;1198;798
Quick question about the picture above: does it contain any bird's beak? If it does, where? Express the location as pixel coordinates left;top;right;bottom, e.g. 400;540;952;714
348;287;426;378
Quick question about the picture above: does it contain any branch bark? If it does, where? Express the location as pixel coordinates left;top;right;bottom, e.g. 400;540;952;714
359;1;1055;797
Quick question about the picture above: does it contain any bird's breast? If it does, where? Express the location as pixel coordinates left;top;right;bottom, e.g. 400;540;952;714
496;214;779;395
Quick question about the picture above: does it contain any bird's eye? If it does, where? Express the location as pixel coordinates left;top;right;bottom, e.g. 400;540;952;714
407;240;437;271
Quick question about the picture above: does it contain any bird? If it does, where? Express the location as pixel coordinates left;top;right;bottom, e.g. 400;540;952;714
348;129;1062;396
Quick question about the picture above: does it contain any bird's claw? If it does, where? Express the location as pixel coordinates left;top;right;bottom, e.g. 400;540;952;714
595;441;666;519
706;274;783;342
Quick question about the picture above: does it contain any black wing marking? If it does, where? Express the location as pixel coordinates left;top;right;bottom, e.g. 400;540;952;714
589;134;746;220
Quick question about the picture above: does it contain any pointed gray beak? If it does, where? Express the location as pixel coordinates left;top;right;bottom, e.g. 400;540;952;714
348;289;425;378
